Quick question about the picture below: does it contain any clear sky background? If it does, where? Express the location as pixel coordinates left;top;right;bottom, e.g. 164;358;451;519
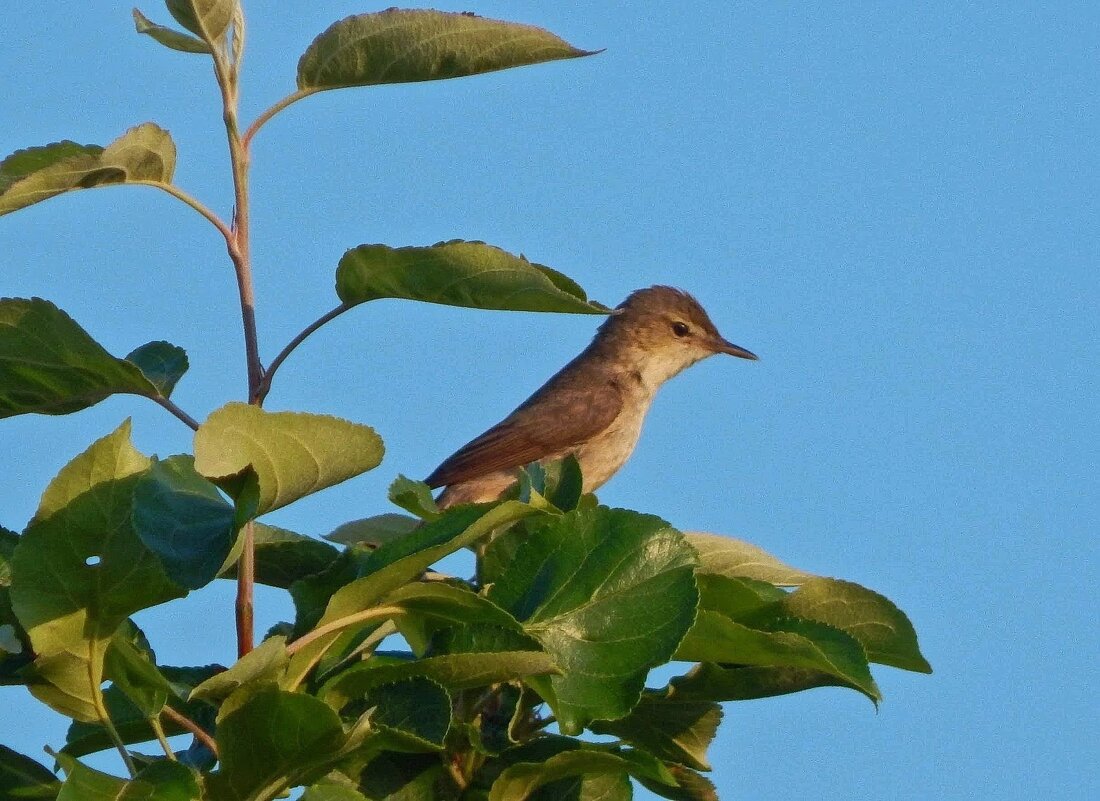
2;2;1097;799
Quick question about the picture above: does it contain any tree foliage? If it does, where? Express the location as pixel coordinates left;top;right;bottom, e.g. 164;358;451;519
0;4;930;799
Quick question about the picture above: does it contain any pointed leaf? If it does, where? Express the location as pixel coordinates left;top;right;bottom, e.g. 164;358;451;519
104;631;172;717
675;611;880;702
780;577;932;673
363;676;451;749
489;750;667;801
285;502;539;687
133;8;212;53
0;124;175;216
336;242;606;315
0;745;61;799
0;298;175;418
208;688;345;801
638;764;718;801
302;781;368;801
590;692;721;771
189;636;287;704
486;507;698;734
165;0;234;43
297;9;595;91
125;341;189;397
669;662;850;702
685;531;813;585
193;403;384;516
325;513;420;547
133;455;236;590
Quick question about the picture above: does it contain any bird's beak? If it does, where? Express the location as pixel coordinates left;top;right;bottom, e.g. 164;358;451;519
713;338;758;360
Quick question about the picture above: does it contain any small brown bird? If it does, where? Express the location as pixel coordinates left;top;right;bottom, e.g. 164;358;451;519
425;286;757;507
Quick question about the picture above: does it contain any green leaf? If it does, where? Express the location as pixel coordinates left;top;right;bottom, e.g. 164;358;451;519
590;691;720;771
11;422;184;719
669;662;851;702
189;636;287;704
356;753;441;801
207;688;345;801
638;764;718;801
56;755;201;800
387;476;439;520
0;298;177;418
104;628;172;718
297;9;595;91
321;649;555;712
675;611;880;703
125;341;189;397
0;526;17;587
488;749;668;801
685;531;813;585
336;242;606;316
133;8;212;53
302;780;368;801
0;124;175;216
486;506;698;734
780;577;932;673
133;455;236;590
193;403;384;516
221;524;339;589
0;745;61;799
285;502;540;688
325;514;420;547
165;0;234;43
363;676;451;749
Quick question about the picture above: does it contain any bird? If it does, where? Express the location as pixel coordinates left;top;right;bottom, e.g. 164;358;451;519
425;285;757;508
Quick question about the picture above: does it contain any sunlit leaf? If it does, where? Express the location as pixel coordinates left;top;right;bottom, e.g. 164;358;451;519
298;9;595;90
0;124;175;216
132;8;212;53
685;531;813;586
165;0;234;43
193;403;384;516
324;513;420;547
336;242;606;315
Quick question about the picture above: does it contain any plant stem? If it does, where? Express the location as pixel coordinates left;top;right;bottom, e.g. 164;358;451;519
161;706;219;759
150;716;176;760
285;606;405;656
212;31;262;657
256;303;351;402
152;396;201;430
141;181;236;247
242;89;317;148
90;672;136;777
235;520;255;657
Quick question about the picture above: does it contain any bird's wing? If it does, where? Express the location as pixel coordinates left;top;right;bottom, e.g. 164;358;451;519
424;380;623;488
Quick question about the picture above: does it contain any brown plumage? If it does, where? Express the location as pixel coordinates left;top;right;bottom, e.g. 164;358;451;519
426;286;756;507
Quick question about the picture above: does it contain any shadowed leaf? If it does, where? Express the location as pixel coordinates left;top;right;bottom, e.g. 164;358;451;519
336;242;606;315
298;9;595;90
590;691;721;771
0;298;181;418
125;341;189;397
0;745;61;799
669;662;850;702
324;513;420;547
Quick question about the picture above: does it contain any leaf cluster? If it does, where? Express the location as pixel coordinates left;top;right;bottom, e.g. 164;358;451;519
0;4;930;800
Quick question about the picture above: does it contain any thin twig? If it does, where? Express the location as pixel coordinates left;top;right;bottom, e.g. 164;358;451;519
149;716;177;761
256;303;351;402
161;706;219;759
91;678;136;777
152;396;201;431
285;606;405;657
242;89;317;148
140;181;236;248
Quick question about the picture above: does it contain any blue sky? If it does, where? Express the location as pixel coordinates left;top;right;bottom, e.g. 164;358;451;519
2;2;1097;798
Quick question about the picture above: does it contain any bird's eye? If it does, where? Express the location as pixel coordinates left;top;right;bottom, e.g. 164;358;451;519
671;321;691;337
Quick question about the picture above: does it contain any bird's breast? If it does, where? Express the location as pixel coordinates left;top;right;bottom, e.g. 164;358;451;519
572;388;652;491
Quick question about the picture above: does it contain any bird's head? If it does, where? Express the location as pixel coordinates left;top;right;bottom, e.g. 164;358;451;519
598;285;757;386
